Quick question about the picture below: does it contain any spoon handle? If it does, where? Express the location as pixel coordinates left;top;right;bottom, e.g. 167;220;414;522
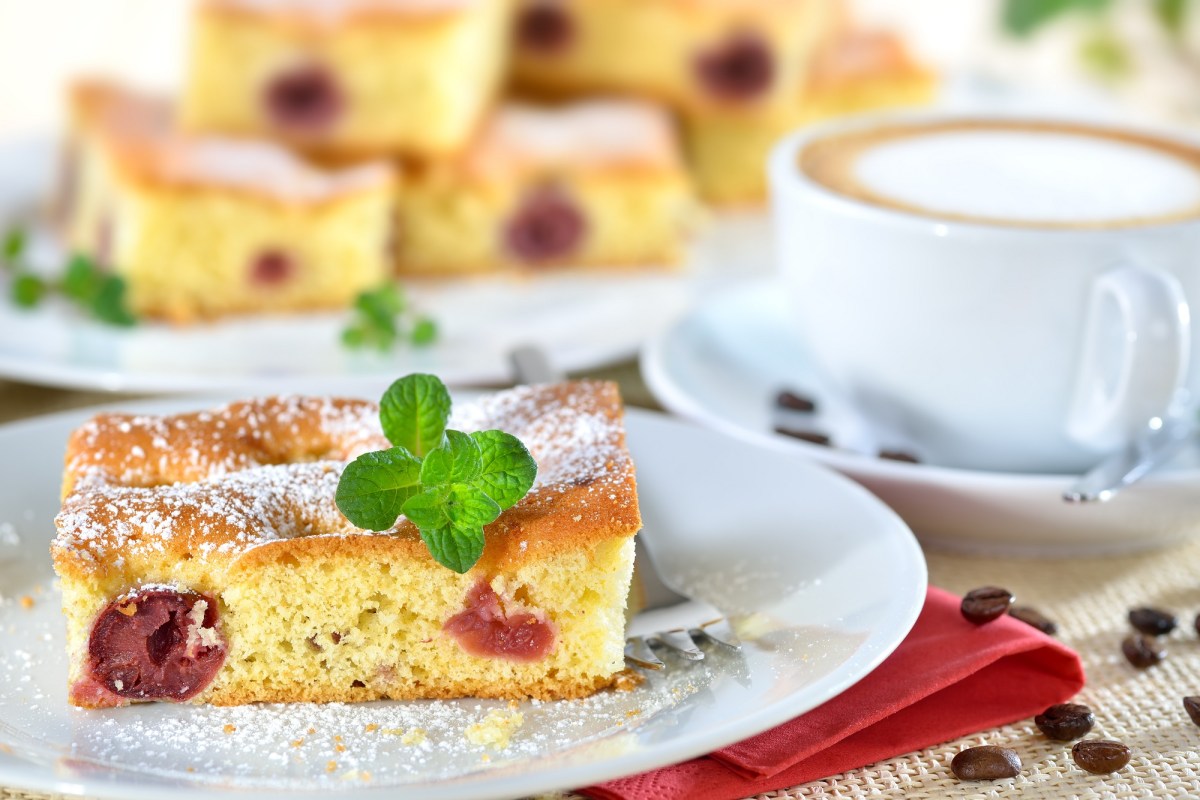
1064;418;1195;503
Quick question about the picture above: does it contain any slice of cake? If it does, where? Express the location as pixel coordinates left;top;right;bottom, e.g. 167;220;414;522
683;29;936;205
510;0;839;115
396;100;695;274
61;81;395;322
181;0;512;159
52;381;641;707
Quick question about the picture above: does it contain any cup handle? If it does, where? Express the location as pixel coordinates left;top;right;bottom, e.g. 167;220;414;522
1067;264;1190;449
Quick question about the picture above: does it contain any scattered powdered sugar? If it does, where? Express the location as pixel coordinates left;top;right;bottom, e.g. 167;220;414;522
0;579;735;790
158;138;392;203
55;384;630;564
61;657;719;789
207;0;480;23
450;382;627;491
471;102;680;175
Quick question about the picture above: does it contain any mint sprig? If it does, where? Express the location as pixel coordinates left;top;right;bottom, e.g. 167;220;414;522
2;228;138;327
341;283;438;351
335;374;538;573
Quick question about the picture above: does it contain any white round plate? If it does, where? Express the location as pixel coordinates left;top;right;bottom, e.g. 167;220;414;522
0;138;774;393
0;395;924;799
642;280;1200;556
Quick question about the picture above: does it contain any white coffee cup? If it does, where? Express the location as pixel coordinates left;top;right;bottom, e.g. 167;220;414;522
769;113;1200;473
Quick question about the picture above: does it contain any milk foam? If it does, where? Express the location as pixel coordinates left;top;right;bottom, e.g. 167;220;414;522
855;130;1200;224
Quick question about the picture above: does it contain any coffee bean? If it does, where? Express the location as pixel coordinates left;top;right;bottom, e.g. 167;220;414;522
773;426;831;446
1009;605;1058;635
1071;739;1131;774
878;449;920;463
1129;607;1176;636
1192;610;1200;638
950;745;1021;781
1121;634;1165;668
1034;703;1094;740
961;586;1015;624
774;389;816;413
1184;696;1200;726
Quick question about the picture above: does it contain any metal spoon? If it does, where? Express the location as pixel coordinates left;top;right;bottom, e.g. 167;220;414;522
1063;415;1195;503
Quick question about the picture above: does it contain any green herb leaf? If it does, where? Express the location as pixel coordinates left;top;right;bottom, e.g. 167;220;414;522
91;276;137;326
340;283;435;352
380;373;451;457
334;373;539;573
444;483;503;528
2;228;26;264
335;447;423;530
10;273;46;308
1154;0;1188;39
419;524;485;574
401;487;452;530
62;254;101;302
420;430;483;486
411;317;437;346
1001;0;1111;37
469;430;538;510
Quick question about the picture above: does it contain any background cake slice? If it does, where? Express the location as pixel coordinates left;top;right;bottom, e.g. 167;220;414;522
52;382;641;708
396;100;695;274
683;29;936;205
62;81;395;322
181;0;512;159
510;0;840;115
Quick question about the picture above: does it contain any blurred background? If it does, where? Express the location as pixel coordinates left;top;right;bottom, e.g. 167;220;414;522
3;0;1200;138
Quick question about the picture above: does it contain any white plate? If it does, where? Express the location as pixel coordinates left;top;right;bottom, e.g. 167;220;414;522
642;280;1200;556
0;138;775;393
0;396;925;800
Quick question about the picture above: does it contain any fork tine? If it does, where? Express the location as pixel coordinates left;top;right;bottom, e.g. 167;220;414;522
625;637;666;670
656;629;705;660
695;618;741;650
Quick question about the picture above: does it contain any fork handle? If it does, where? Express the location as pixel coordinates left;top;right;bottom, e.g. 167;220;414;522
510;344;562;385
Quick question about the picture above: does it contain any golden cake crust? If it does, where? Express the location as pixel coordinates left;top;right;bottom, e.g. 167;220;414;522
69;80;394;206
456;101;684;182
200;0;488;28
53;382;641;582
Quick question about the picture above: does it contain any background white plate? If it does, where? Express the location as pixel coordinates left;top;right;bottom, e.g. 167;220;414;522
642;280;1200;556
0;138;774;393
0;397;925;799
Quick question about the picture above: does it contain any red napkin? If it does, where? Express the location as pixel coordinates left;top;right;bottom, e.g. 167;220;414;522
582;586;1084;800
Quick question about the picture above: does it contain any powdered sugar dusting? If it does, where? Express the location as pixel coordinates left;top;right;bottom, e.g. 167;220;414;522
54;383;631;566
468;101;681;178
207;0;480;22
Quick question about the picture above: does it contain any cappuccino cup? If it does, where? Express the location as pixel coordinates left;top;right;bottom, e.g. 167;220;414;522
769;114;1200;473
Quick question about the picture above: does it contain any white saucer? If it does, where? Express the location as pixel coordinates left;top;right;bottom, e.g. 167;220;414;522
0;138;775;394
642;280;1200;555
0;396;924;799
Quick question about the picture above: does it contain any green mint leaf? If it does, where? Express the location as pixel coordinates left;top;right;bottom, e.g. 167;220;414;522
341;324;368;348
401;487;451;530
1001;0;1110;37
404;485;499;573
91;276;137;326
62;253;101;302
443;483;503;529
420;430;483;486
335;447;423;530
11;273;46;308
2;228;26;263
419;524;485;574
468;430;538;510
380;373;451;456
411;317;437;346
1155;0;1187;38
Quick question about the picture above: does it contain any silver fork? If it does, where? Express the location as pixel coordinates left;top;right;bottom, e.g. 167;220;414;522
508;345;742;670
624;538;741;669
